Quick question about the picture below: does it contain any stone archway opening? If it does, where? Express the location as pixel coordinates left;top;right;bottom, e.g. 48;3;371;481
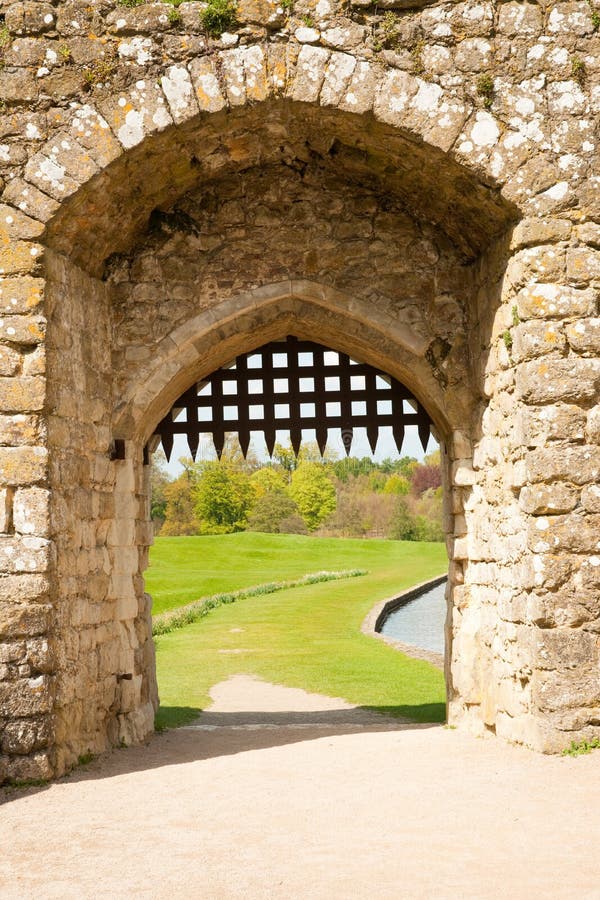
12;75;593;784
38;97;517;775
143;329;449;728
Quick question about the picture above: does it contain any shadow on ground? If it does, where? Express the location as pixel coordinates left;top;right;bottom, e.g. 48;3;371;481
1;703;445;802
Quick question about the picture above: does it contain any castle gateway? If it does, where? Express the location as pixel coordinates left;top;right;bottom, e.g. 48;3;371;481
0;0;599;781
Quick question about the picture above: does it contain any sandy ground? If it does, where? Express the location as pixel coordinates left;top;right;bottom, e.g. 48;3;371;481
1;675;599;900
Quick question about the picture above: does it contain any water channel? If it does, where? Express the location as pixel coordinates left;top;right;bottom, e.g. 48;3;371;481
380;579;447;655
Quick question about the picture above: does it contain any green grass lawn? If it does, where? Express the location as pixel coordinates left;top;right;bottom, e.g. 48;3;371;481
147;533;448;729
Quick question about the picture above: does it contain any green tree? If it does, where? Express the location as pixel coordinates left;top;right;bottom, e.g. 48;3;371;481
250;466;288;497
150;450;171;527
192;461;255;533
247;491;300;533
387;497;418;541
289;462;336;531
382;473;410;495
162;462;202;535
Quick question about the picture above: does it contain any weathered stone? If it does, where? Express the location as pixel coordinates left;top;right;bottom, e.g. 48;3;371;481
567;247;600;283
0;242;43;276
512;321;566;362
290;45;330;102
0;315;45;345
0;603;52;640
515;358;600;404
0;278;44;316
0;414;44;447
0;574;49;602
238;0;286;28
0;446;47;484
581;484;600;513
1;717;51;755
0;377;45;413
13;487;50;536
528;513;600;553
189;58;227;112
517;405;587;447
526;446;600;485
5;3;56;35
566;318;600;354
161;66;199;124
0;345;21;377
1;179;60;224
516;284;596;320
519;484;578;515
510;218;571;250
0;676;52;716
587;406;600;443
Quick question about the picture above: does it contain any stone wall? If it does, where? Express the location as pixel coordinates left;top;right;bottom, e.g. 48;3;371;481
0;0;598;780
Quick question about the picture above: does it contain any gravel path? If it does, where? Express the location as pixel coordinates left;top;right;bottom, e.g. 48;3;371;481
1;675;599;899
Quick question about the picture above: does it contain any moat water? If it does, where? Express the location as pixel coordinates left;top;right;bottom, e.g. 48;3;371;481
380;580;446;655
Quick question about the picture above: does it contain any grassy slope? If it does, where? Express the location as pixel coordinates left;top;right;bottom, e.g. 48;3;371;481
148;534;448;729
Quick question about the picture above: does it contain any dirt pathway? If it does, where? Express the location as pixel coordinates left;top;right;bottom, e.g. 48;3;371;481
1;676;599;899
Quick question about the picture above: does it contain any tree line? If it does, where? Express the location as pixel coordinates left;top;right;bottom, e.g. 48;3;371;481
151;440;444;542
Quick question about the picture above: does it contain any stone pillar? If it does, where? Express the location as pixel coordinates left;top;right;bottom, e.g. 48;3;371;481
448;229;600;751
0;261;55;783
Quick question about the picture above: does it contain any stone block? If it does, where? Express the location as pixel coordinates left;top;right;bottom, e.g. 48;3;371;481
581;484;600;512
5;2;56;35
0;536;51;573
0;278;44;316
526;446;600;485
519;483;578;515
290;45;331;103
24;153;81;202
161;66;199;124
242;45;269;103
587;406;600;443
1;717;51;755
515;283;596;320
0;574;49;602
566;317;600;354
528;512;600;553
339;60;377;114
517;404;586;447
0;71;37;104
512;320;565;362
1;179;60;224
189;58;227;113
0;204;45;242
238;0;286;28
13;487;50;536
0;603;52;640
320;52;356;107
3;751;54;783
515;358;600;404
567;246;600;283
533;668;600;713
0;345;21;377
575;222;600;246
0;242;43;276
0;676;52;717
0;414;44;447
510;217;571;249
0;315;45;345
107;4;171;33
98;81;172;151
0;446;47;484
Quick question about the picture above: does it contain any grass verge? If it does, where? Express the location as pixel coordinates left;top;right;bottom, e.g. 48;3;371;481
150;534;447;730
